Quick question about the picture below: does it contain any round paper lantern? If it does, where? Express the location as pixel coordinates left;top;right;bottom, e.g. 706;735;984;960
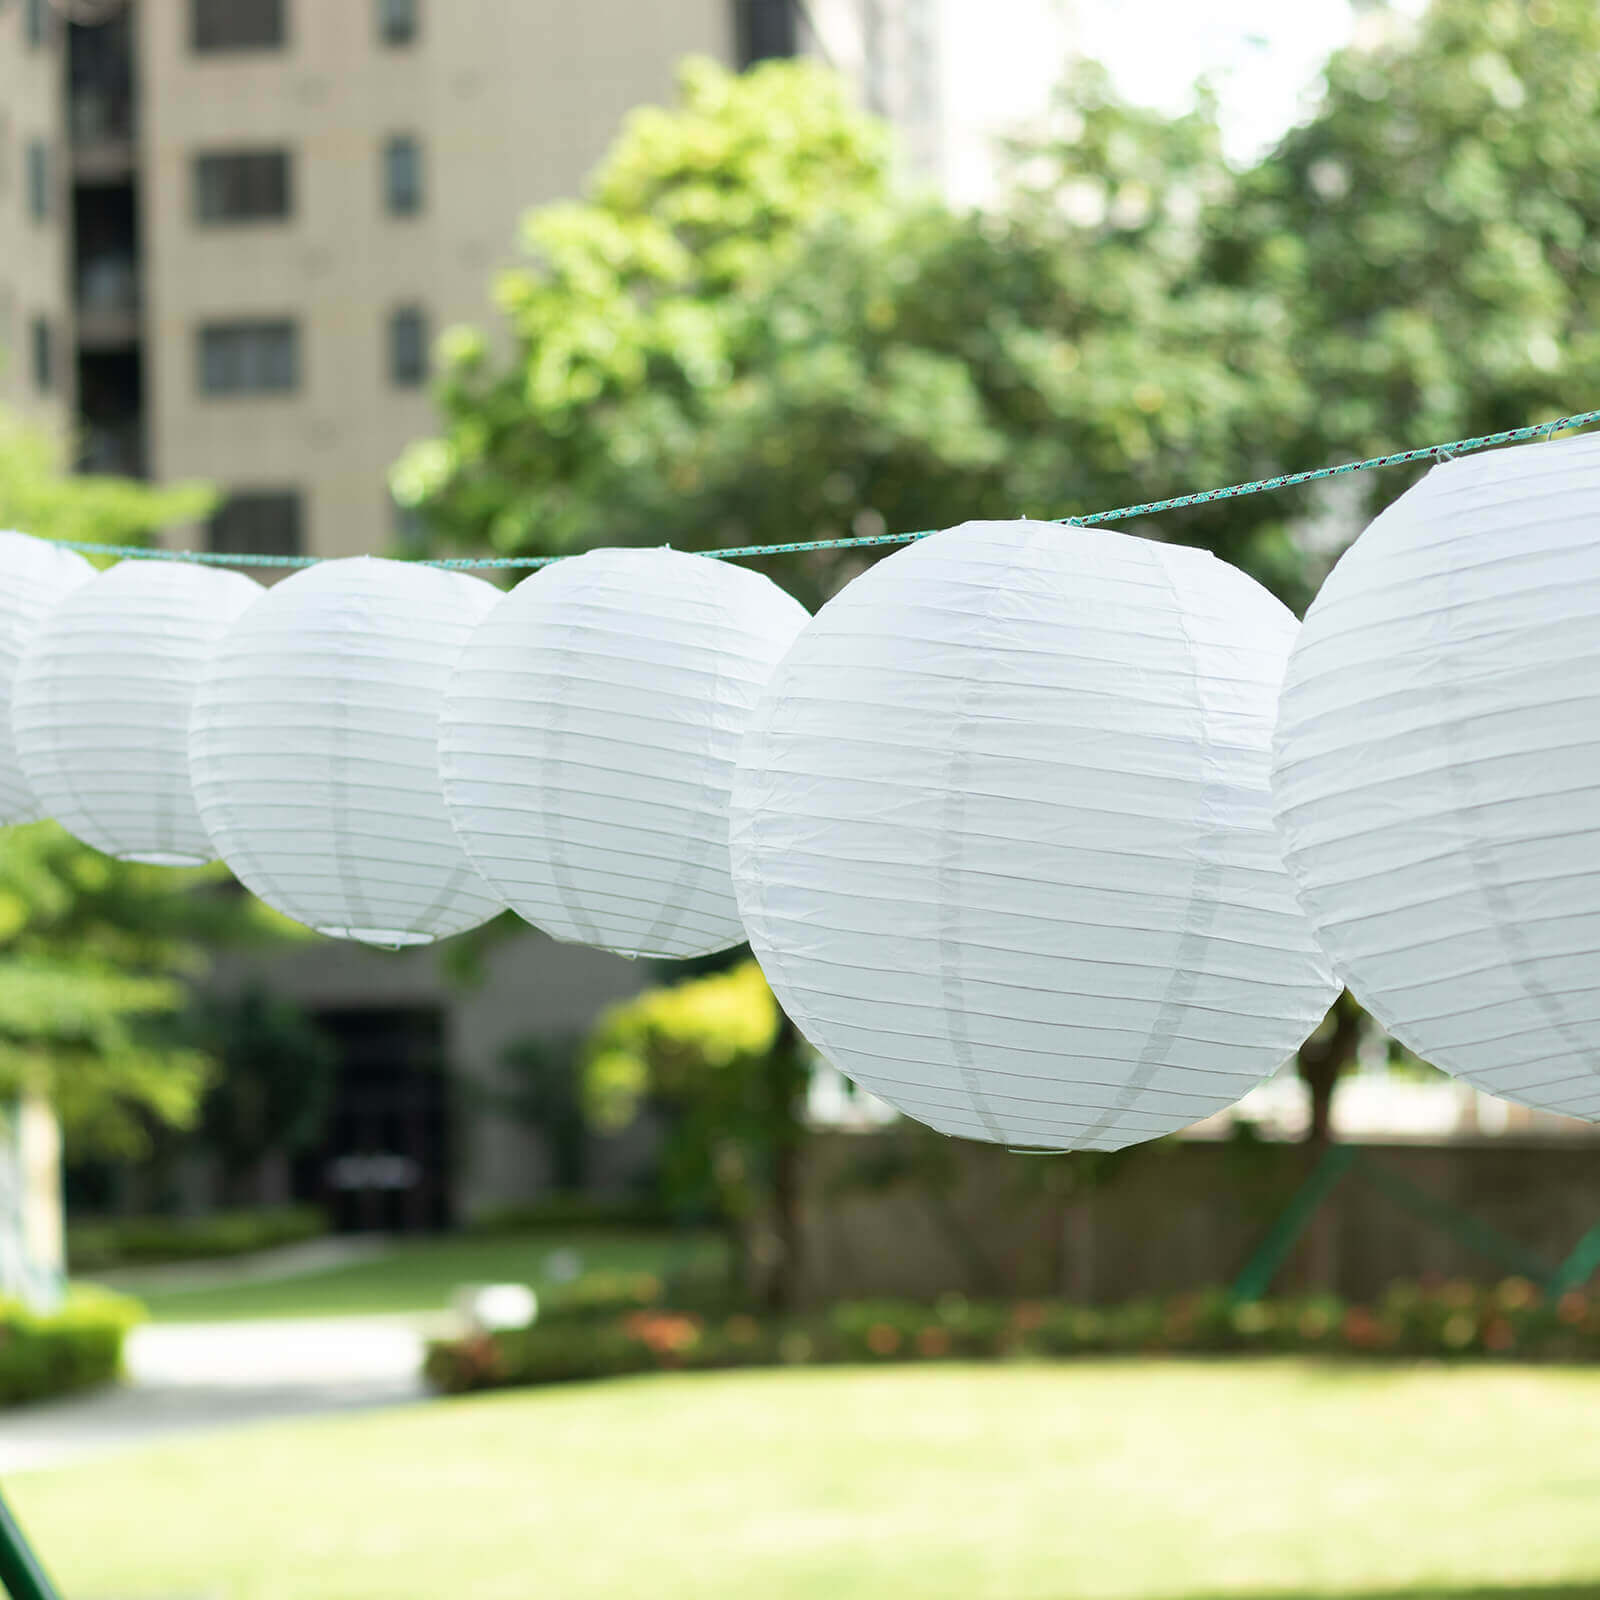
1273;432;1600;1122
190;557;504;946
0;530;95;823
12;561;260;866
441;547;809;959
730;519;1339;1151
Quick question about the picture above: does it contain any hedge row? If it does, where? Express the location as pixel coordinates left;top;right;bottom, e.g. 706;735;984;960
67;1205;326;1273
0;1285;145;1408
464;1196;679;1234
425;1277;1600;1395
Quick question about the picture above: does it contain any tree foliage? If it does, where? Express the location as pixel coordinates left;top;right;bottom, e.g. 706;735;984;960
402;6;1600;1143
0;413;288;1158
1218;0;1600;500
584;960;783;1217
188;988;336;1199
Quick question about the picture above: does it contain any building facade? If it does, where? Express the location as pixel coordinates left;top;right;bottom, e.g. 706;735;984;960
12;0;1072;560
0;0;72;438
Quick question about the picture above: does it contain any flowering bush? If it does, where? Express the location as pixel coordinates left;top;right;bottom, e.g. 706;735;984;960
423;1277;1600;1395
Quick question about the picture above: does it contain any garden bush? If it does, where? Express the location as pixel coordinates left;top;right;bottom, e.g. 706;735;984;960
67;1205;327;1273
425;1277;1600;1395
0;1285;144;1407
464;1196;677;1234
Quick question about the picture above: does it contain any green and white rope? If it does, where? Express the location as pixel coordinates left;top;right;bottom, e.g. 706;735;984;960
49;409;1600;571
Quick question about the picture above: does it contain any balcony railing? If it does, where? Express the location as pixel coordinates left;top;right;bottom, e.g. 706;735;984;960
75;256;141;348
69;92;136;180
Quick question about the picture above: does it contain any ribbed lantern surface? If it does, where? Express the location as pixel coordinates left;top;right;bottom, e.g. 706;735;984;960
441;547;810;959
13;561;260;866
0;530;96;824
190;557;503;945
731;519;1338;1150
1273;431;1600;1121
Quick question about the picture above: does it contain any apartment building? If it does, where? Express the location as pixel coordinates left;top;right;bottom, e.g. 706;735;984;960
0;0;71;438
2;0;1072;561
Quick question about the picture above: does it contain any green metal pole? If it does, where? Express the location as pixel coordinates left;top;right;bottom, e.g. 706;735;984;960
0;1486;61;1600
1230;1143;1359;1303
1550;1218;1600;1299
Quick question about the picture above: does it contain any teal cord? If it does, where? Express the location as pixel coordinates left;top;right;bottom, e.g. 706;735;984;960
47;408;1600;571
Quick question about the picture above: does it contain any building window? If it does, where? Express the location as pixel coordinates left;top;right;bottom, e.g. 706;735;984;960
25;0;52;49
192;0;285;53
377;0;418;46
199;319;299;394
26;139;50;222
734;0;797;68
195;149;292;224
383;135;422;216
30;316;52;392
208;490;303;557
388;305;427;386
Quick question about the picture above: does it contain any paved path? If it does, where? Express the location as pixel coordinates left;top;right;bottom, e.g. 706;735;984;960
88;1234;393;1295
0;1315;445;1474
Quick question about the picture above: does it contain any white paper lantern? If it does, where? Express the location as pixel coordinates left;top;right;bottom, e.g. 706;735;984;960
12;561;260;866
730;519;1339;1151
190;557;504;946
441;547;809;959
1273;432;1600;1122
0;530;96;824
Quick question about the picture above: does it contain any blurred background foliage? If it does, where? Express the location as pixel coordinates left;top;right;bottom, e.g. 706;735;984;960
0;426;298;1160
391;0;1600;1204
396;0;1600;614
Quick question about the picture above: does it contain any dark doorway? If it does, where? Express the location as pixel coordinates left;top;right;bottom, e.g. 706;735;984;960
294;1008;453;1233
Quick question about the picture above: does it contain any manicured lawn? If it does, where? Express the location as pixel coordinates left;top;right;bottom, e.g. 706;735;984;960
11;1361;1600;1599
105;1227;725;1322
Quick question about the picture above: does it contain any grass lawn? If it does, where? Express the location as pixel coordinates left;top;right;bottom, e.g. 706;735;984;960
106;1227;725;1322
10;1360;1600;1600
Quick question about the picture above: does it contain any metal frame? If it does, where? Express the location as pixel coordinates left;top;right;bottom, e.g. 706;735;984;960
0;1487;60;1600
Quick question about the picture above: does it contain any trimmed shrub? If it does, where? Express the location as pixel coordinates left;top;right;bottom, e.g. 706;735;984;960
0;1285;144;1407
67;1206;326;1273
424;1278;1600;1396
465;1196;678;1233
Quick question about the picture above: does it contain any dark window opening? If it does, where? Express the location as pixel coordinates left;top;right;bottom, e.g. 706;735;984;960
377;0;418;46
293;1008;453;1233
383;134;422;216
25;0;52;49
388;304;427;386
208;490;304;557
26;139;51;222
30;316;53;392
734;0;797;68
199;319;299;394
195;149;292;223
192;0;285;53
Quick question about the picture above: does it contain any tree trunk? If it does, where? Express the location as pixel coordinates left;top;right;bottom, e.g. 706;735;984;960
764;1013;807;1312
1296;990;1365;1147
1295;990;1365;1292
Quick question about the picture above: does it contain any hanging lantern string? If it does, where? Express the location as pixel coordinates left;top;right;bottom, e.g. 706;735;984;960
47;408;1600;571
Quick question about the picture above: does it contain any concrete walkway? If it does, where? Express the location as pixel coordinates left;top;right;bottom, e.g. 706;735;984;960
89;1234;393;1295
0;1314;445;1474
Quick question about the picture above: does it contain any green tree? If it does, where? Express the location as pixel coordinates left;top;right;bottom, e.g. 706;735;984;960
392;56;890;566
0;413;282;1158
584;961;808;1308
1217;0;1600;498
1209;0;1600;1136
397;58;1311;604
189;988;336;1203
491;1033;590;1194
403;16;1600;1151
